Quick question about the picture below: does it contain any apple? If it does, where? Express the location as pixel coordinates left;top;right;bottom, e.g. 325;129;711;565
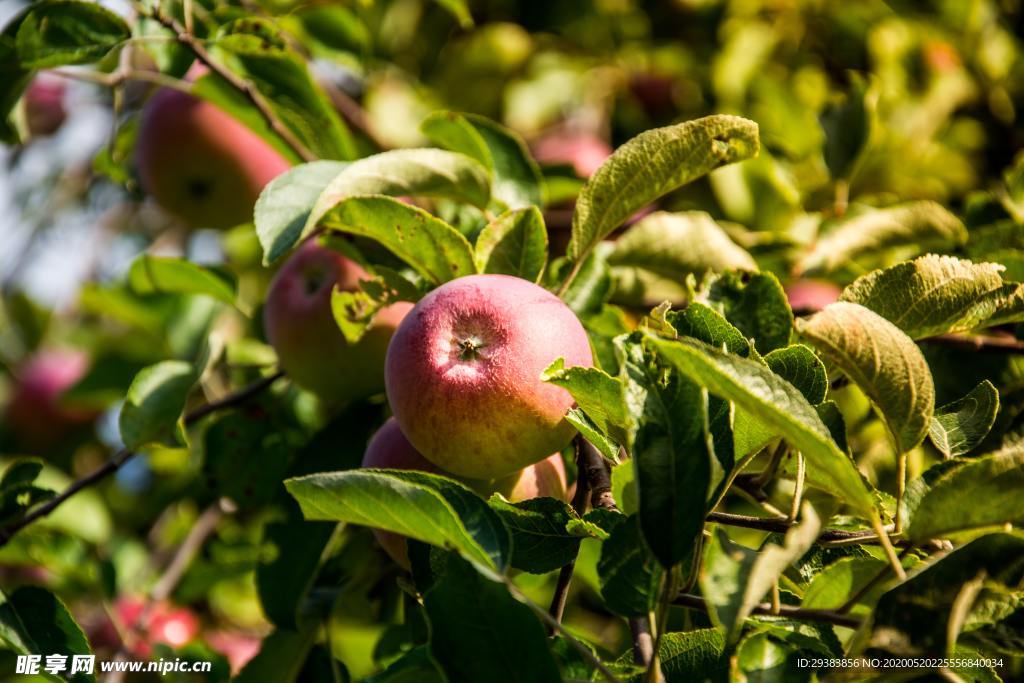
205;631;261;674
135;75;291;230
24;73;66;137
264;239;413;407
90;597;200;657
532;132;612;178
385;274;593;479
4;348;92;450
784;279;841;315
361;417;568;567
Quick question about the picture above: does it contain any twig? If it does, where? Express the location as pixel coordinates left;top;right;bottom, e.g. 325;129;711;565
705;511;894;544
788;452;805;523
630;616;655;672
147;9;318;162
921;333;1024;355
673;593;864;630
0;371;285;548
581;440;617;512
321;84;389;151
894;451;908;535
500;575;622;683
548;438;590;628
106;501;226;683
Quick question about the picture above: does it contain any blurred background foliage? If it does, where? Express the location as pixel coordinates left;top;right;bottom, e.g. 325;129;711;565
1;0;1023;680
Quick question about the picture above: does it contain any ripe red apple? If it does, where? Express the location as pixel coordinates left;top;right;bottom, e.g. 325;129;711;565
90;597;200;657
361;417;568;567
135;76;291;230
784;279;841;315
264;239;413;407
385;274;593;479
4;348;92;450
532;132;612;178
24;73;66;137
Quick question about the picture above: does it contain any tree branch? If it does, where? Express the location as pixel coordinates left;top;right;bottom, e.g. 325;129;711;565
920;332;1024;355
548;438;590;628
147;9;318;163
673;593;864;630
0;371;285;548
705;511;896;544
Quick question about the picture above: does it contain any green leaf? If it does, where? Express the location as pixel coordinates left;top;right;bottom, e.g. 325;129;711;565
432;0;474;29
797;202;966;275
872;533;1024;655
622;340;716;568
0;587;94;683
127;255;236;305
666;302;751;357
700;271;793;354
701;507;820;642
306;149;491;244
929;380;1000;458
257;500;335;630
820;77;874;181
800;556;888;611
118;360;198;451
735;631;808;683
254;161;349;265
540;358;630;455
764;345;827;405
284;469;510;571
644;334;877;515
553;250;613;317
422;111;543;209
203;412;292;509
474;207;548;282
488;496;585;574
569;115;759;264
15;0;130;68
625;629;728;683
796;302;935;453
904;449;1024;541
214;17;355;161
424;555;561;683
597;514;663;617
321;196;477;285
609;211;756;305
365;646;444;683
839;255;1015;339
815;401;849;454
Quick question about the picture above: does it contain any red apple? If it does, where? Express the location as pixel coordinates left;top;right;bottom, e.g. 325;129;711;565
5;348;92;450
361;417;568;567
24;73;66;137
264;239;413;407
206;631;261;674
532;132;612;178
385;274;593;479
135;74;291;229
93;597;200;658
784;279;841;314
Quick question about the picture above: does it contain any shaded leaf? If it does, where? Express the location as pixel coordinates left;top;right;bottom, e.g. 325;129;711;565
422;111;543;208
118;360;198;450
597;514;662;617
15;0;130;68
796;302;934;453
234;628;317;683
798;202;966;275
0;587;94;683
474;207;547;281
904;449;1024;541
488;496;586;574
820;77;874;181
929;380;999;457
645;334;877;515
624;629;728;683
424;555;561;683
701;506;820;642
127;255;236;305
700;271;792;354
764;345;827;405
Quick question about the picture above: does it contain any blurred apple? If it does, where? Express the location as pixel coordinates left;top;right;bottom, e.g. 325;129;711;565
24;73;66;137
784;279;842;314
532;131;612;178
264;239;413;407
135;67;291;229
206;631;261;674
4;349;93;450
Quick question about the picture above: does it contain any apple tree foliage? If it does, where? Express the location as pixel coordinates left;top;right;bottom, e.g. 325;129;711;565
1;1;1024;682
